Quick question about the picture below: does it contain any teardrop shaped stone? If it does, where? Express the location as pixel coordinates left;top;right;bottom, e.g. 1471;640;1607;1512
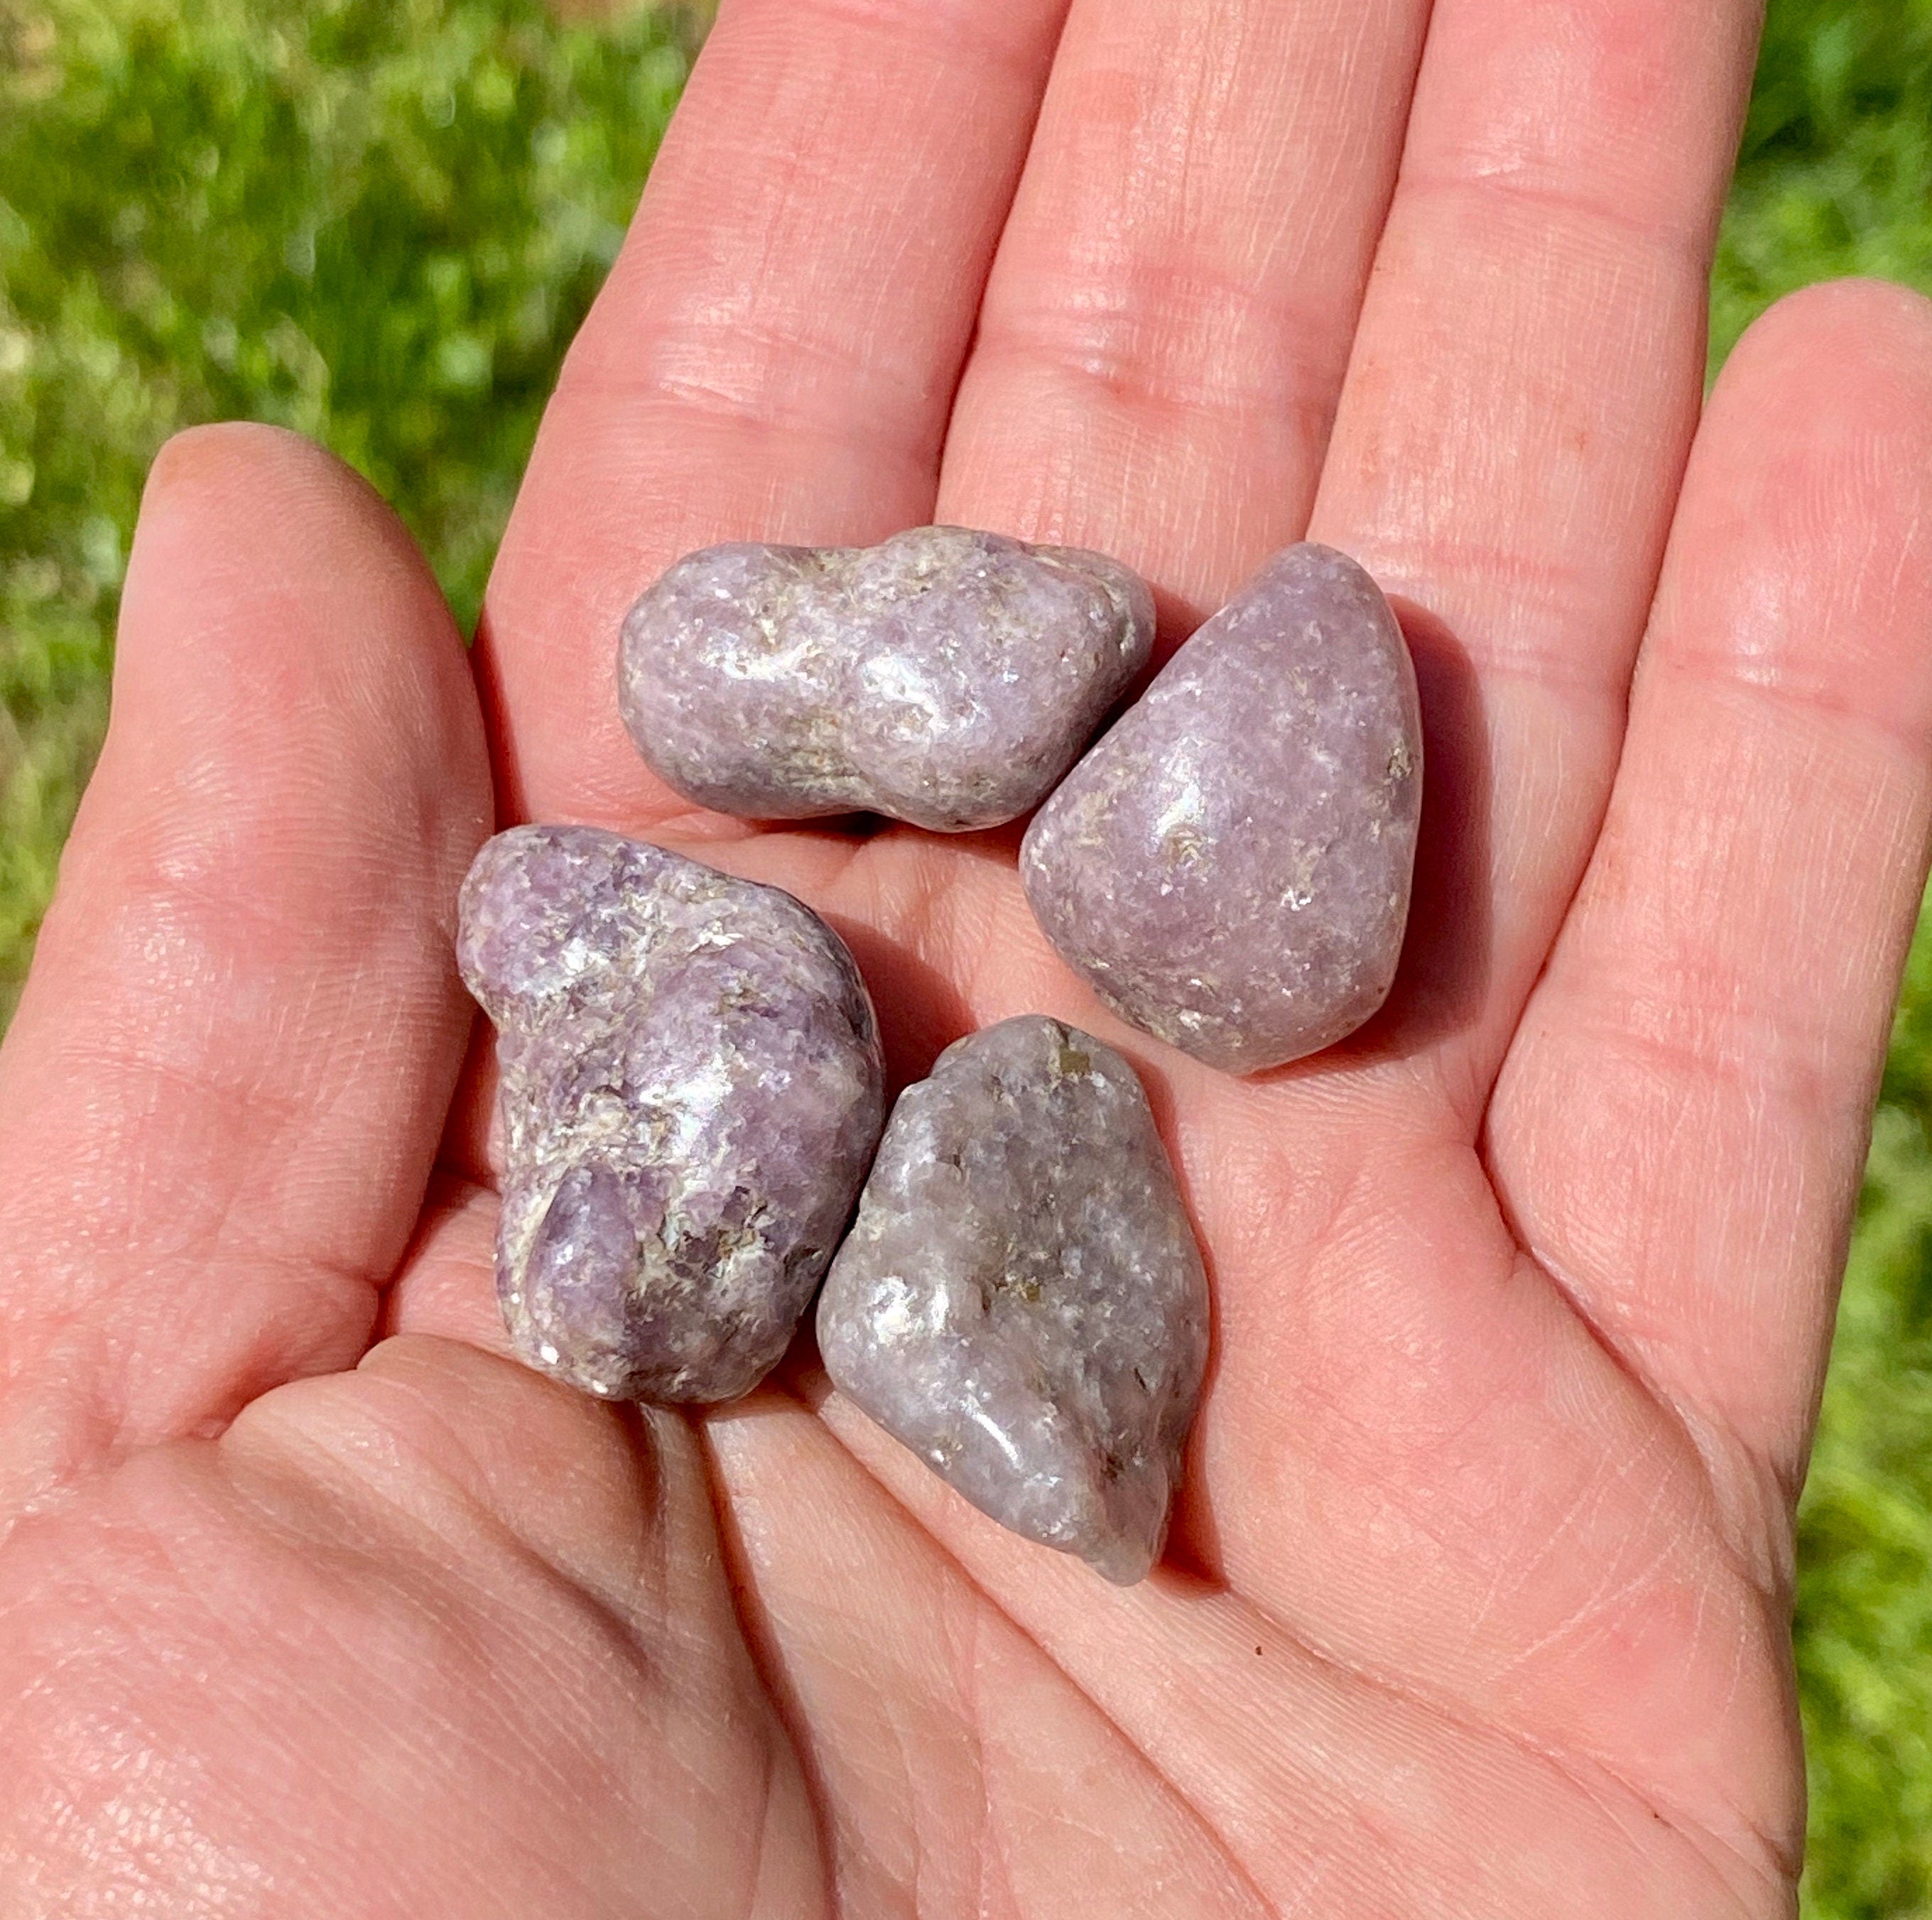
457;825;884;1404
1019;543;1421;1073
816;1016;1208;1585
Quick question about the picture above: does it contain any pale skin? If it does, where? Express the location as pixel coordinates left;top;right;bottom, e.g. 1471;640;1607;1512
3;0;1931;1911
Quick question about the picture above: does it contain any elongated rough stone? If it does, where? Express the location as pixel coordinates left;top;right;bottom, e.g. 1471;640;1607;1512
618;526;1156;832
1020;543;1421;1073
457;824;885;1404
817;1015;1208;1584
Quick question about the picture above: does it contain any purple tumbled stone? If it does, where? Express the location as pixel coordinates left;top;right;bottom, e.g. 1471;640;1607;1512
817;1016;1209;1585
1019;543;1422;1074
618;526;1155;832
456;824;884;1404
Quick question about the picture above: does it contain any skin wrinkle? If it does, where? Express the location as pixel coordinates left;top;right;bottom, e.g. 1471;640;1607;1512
968;270;1345;417
736;1503;909;1912
550;394;944;532
881;1529;966;1900
1357;1330;1705;1655
1497;1097;1832;1568
1141;1542;1759;1909
1269;1588;1786;1907
785;1417;1275;1919
690;1429;858;1914
858;1645;930;1916
1396;168;1728;269
1;1198;381;1513
1661;648;1932;761
1494;1435;1690;1680
1488;1138;1778;1541
962;1605;1004;1920
732;0;1056;70
590;332;949;444
13;1537;355;1892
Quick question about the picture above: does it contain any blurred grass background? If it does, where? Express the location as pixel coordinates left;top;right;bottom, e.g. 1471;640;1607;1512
0;0;1927;1905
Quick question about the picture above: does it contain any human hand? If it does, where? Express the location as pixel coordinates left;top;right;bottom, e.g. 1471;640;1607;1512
6;1;1932;1911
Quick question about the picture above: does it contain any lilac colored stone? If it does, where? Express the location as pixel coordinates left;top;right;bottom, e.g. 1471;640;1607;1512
456;824;884;1404
817;1016;1209;1585
617;526;1156;832
1019;543;1422;1075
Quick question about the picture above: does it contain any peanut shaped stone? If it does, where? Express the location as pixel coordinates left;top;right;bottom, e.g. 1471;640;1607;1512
618;526;1154;832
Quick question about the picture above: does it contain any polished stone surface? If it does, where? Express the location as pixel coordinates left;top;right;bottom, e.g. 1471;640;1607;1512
457;824;884;1404
817;1016;1208;1584
618;526;1155;832
1020;543;1421;1073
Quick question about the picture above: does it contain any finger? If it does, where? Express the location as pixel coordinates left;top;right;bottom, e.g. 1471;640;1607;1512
481;0;1070;827
936;0;1431;622
1487;281;1932;1485
0;1336;821;1916
0;425;490;1520
1306;0;1762;1094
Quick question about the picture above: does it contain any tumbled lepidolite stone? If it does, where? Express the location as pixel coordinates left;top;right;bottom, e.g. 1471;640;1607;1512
1020;543;1421;1074
817;1015;1208;1584
618;526;1155;832
457;824;884;1404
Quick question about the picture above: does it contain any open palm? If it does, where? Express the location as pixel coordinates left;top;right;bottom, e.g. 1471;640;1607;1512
6;1;1932;1912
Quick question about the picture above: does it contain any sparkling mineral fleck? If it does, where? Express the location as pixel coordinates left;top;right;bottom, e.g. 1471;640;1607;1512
618;526;1156;832
1020;543;1421;1073
817;1015;1208;1584
457;824;884;1404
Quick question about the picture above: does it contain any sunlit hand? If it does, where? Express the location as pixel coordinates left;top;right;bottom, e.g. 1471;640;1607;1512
7;2;1932;1913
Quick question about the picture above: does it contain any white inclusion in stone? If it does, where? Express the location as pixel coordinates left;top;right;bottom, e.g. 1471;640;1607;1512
872;1274;916;1343
857;651;953;734
1151;774;1206;845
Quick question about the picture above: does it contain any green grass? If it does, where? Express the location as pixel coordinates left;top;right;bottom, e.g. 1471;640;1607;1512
2;0;1931;1905
0;0;690;1011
